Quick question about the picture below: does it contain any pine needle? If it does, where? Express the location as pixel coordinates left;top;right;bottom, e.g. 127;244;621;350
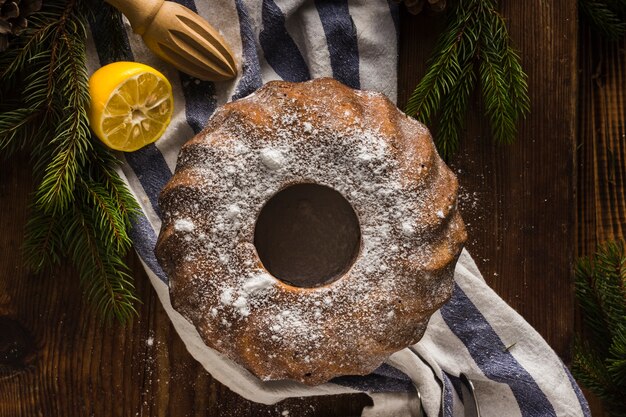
502;44;530;117
579;0;626;40
0;108;41;156
404;0;529;159
404;0;476;124
89;143;141;224
573;240;626;416
573;339;613;397
436;62;476;157
479;38;517;144
83;0;130;63
23;207;66;271
35;7;92;214
0;0;140;323
67;199;138;324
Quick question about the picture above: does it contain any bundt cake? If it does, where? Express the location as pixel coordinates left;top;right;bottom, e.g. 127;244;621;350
155;78;466;385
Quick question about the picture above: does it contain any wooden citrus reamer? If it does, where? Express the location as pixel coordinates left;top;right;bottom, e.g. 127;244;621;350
105;0;237;81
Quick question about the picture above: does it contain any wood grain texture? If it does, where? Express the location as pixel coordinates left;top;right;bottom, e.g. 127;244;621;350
576;23;626;417
577;27;626;252
399;1;578;359
0;2;583;416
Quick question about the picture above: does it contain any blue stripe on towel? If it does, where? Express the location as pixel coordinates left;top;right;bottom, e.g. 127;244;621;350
179;74;218;135
441;372;454;417
232;0;263;100
170;0;205;20
440;284;557;416
129;214;169;283
170;0;219;135
373;363;413;382
87;12;133;62
88;10;133;62
445;371;464;404
563;364;592;417
259;0;311;82
331;363;415;393
387;0;400;41
124;147;173;217
172;0;195;10
315;0;360;88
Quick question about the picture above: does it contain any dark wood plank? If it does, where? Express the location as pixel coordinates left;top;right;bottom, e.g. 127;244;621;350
576;23;626;417
577;28;626;252
399;1;578;359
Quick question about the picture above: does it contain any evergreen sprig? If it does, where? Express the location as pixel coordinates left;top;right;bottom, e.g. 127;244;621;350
405;0;529;159
579;0;626;40
0;0;140;323
573;240;626;417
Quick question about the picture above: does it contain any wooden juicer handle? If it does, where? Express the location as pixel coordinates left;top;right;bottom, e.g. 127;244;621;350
105;0;238;81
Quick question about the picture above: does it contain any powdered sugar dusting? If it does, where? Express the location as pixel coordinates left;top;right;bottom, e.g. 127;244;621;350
232;296;250;317
157;79;465;384
243;273;275;294
220;288;234;305
259;147;286;170
174;218;195;232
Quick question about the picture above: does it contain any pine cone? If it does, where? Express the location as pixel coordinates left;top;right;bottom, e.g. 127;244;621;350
393;0;447;15
0;0;42;52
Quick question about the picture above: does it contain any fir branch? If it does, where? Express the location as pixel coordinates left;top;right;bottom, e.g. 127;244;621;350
23;207;66;272
574;240;626;417
21;53;51;109
0;18;58;83
605;0;626;15
592;241;626;332
575;256;613;353
66;199;138;324
579;0;626;40
88;142;141;224
502;44;530;117
35;12;92;214
477;2;530;145
84;0;130;63
436;62;476;157
0;0;140;323
0;108;41;156
404;28;462;125
479;37;517;144
573;338;613;396
404;1;475;124
608;328;626;384
79;177;133;253
405;0;529;159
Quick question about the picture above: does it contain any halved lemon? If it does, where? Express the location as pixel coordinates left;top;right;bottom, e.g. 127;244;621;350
88;61;174;152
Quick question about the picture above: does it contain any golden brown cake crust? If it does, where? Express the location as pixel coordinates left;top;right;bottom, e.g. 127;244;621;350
155;78;467;385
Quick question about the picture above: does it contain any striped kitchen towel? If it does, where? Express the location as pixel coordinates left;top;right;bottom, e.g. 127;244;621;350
86;0;590;416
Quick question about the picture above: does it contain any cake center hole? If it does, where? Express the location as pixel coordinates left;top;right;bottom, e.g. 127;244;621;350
254;183;361;288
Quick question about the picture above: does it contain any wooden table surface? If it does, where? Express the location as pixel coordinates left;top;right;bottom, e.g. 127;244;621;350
1;1;623;416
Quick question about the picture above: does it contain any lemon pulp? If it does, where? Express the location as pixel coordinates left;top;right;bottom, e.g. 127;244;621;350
89;62;173;152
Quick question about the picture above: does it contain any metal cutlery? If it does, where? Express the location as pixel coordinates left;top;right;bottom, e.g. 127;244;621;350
460;373;482;417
